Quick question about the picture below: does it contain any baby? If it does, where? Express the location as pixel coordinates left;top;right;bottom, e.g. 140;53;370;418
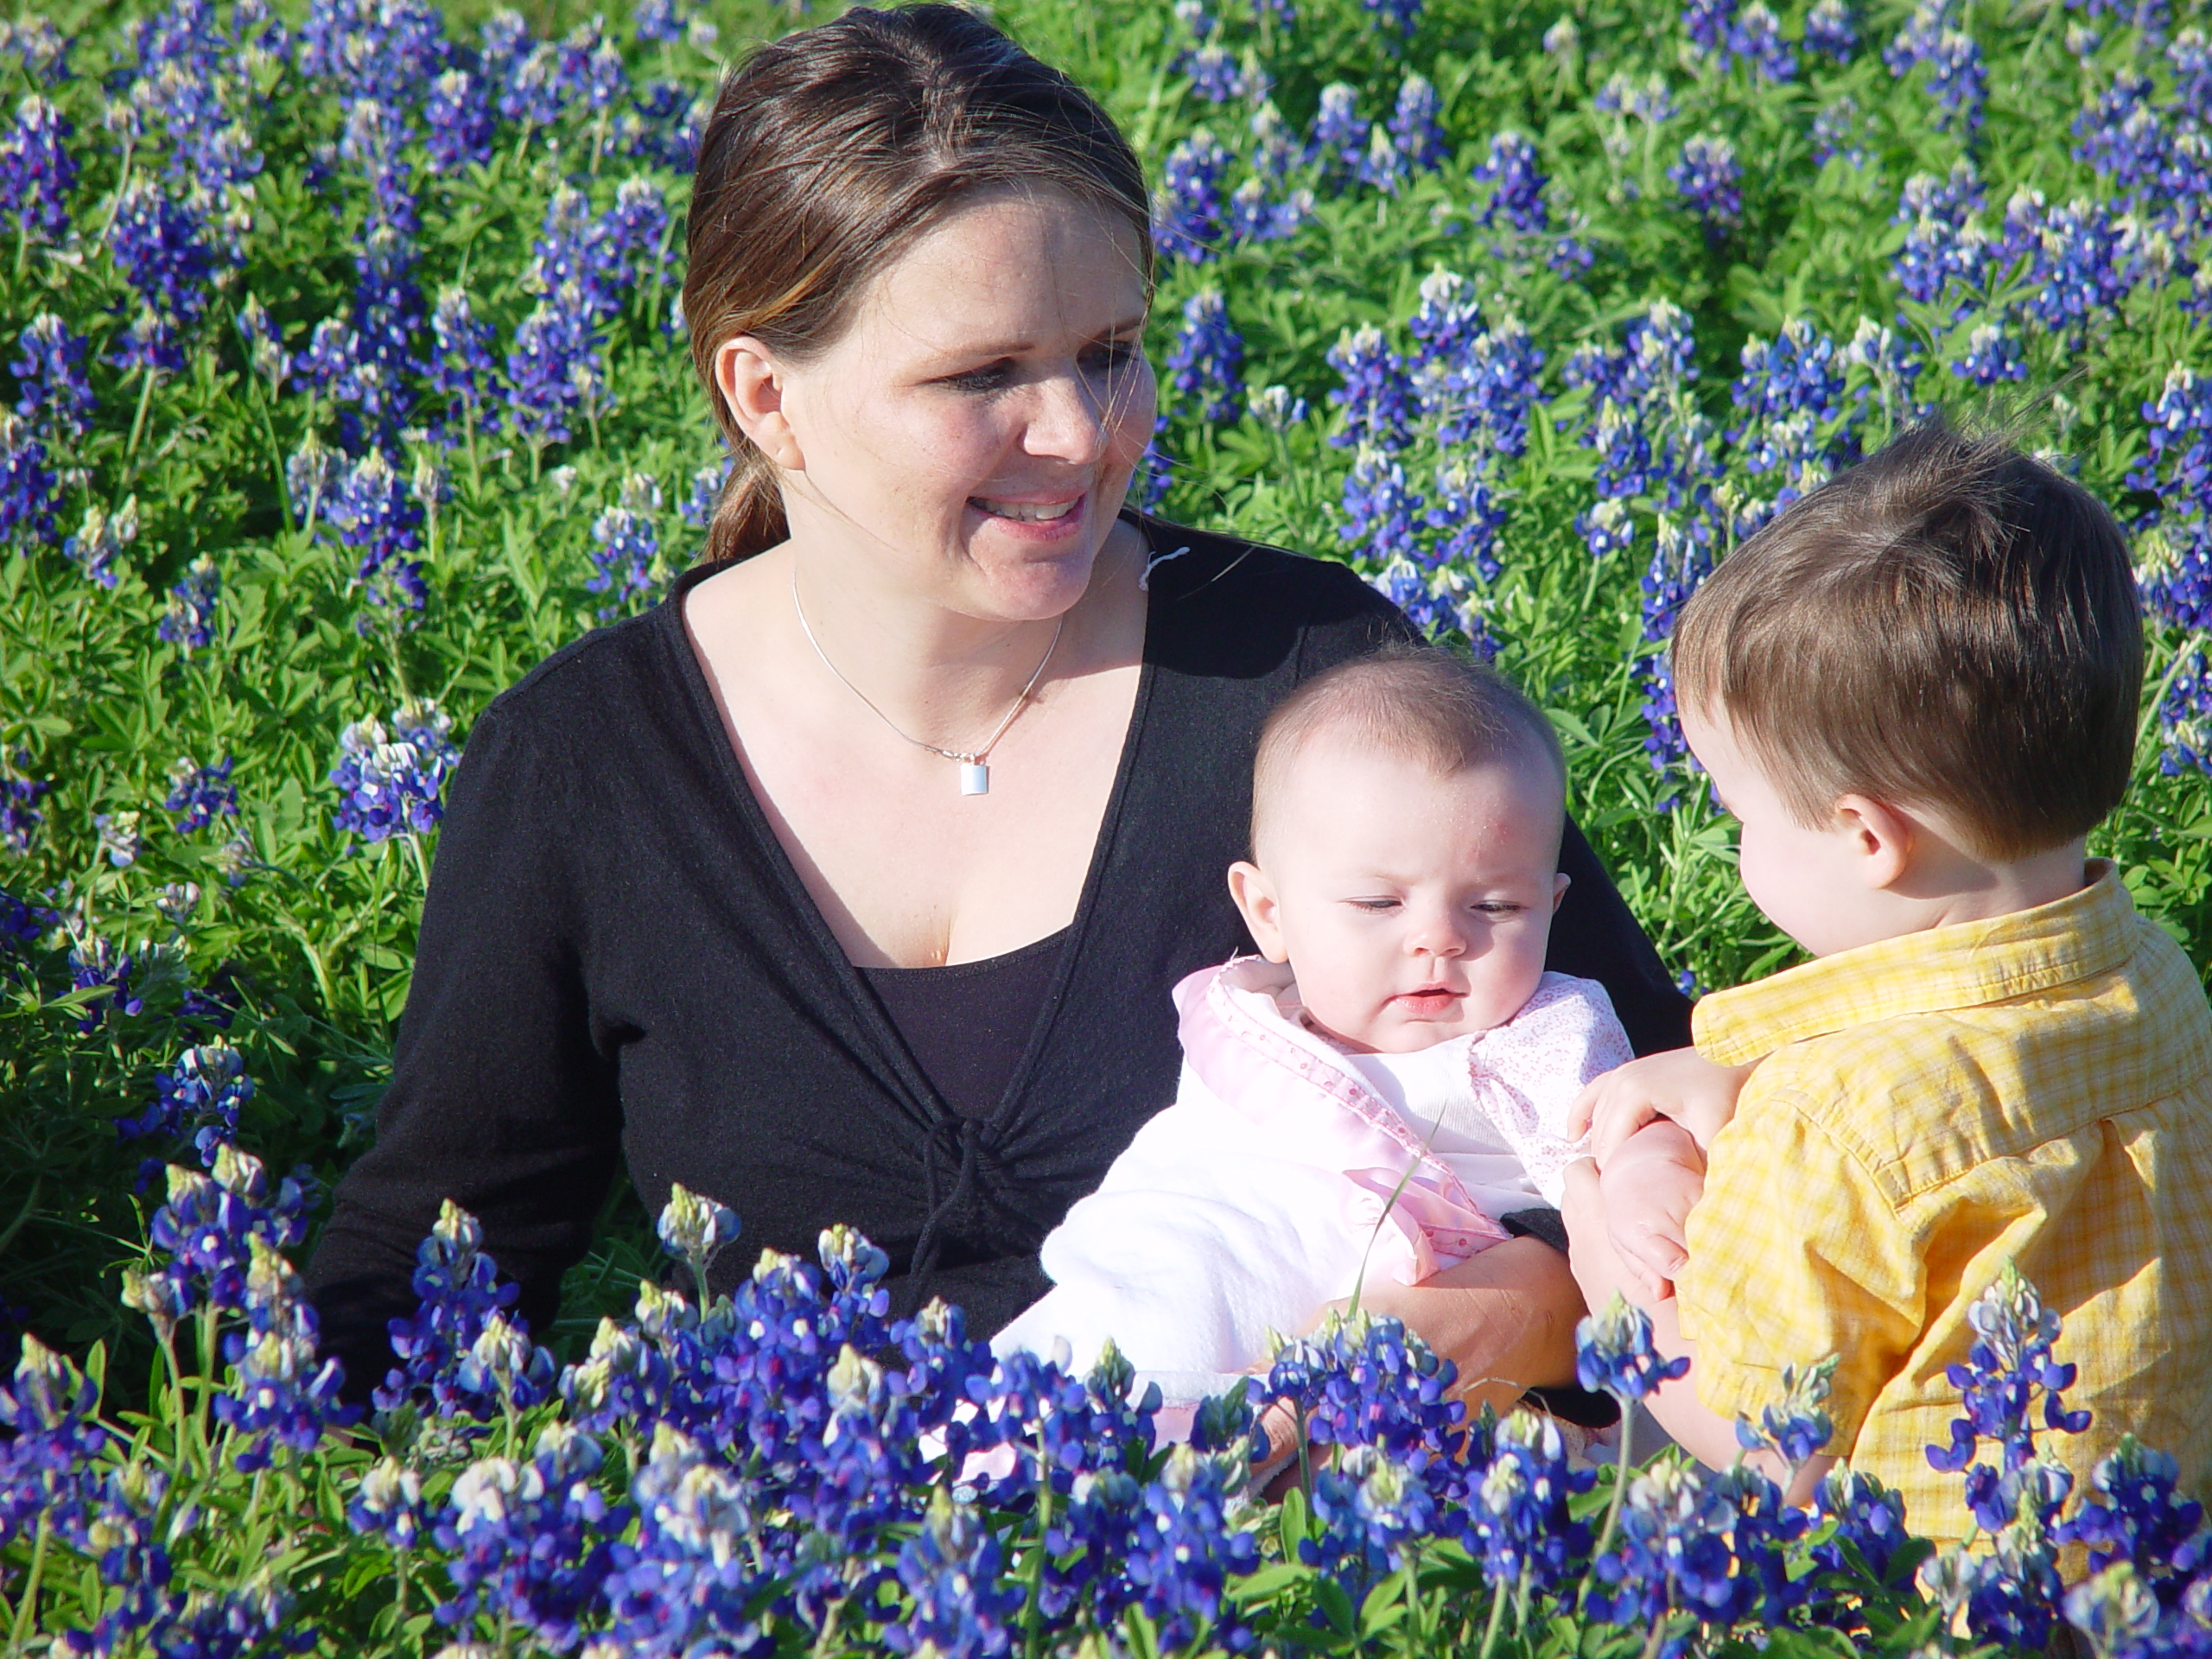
994;646;1631;1408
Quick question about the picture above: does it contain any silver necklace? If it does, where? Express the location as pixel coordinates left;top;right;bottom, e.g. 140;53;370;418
791;563;1064;798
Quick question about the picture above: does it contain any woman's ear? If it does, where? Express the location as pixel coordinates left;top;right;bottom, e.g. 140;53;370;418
1833;794;1915;893
1227;861;1290;963
714;336;804;471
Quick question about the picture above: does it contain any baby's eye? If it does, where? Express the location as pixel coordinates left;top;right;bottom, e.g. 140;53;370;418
1471;901;1525;916
1347;897;1401;912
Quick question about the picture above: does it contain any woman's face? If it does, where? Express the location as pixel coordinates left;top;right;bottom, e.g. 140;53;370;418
734;187;1157;621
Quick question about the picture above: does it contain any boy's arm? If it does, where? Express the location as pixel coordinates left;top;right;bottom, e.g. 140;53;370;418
1560;1158;1835;1505
1595;1121;1706;1299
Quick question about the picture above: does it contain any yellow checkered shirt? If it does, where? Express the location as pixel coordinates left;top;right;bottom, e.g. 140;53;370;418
1675;861;2212;1546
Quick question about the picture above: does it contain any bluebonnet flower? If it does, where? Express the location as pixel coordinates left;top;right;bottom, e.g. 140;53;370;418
67;934;143;1030
1455;1408;1595;1592
147;1145;314;1321
0;760;47;855
329;700;458;842
588;474;664;610
1576;1295;1691;1402
62;497;141;588
1427;458;1508;582
213;1234;358;1469
325;448;426;617
1362;0;1421;39
0;18;70;86
1178;41;1249;103
2057;1437;2206;1580
0;413;53;549
233;295;289;396
507;284;604;452
655;1179;739;1299
2064;1562;2163;1658
12;314;92;440
1248;384;1308;429
1637;518;1713;774
1805;0;1855;58
1885;0;1987;134
1304;1445;1437;1594
1306;83;1370;180
284;433;336;531
1736;1355;1835;1472
1579;498;1637;560
1370;559;1491;649
95;810;143;868
2155;646;2210;774
1669;134;1742;235
1812;96;1865;168
1326;323;1414;450
0;883;45;950
377;1198;551;1423
106;179;219;369
880;1485;1021;1658
347;1457;425;1550
159;555;221;652
1808;1464;1910;1580
1388;73;1446;172
50;1459;175;1652
1928;1263;2090;1481
1262;1310;1465;1472
1409;268;1482;365
1950;321;2027;385
1734;317;1845;426
425;67;493;170
436;1424;620;1649
1226;176;1312;243
1338;447;1426;563
1155;128;1230;263
1728;3;1796;79
0;95;74;245
1118;1443;1260;1649
0;1335;112;1547
1843;315;1925;427
1586;1459;1804;1628
1474;131;1548;234
680;456;729;530
163;755;236;835
1166;288;1243;423
1683;0;1731;57
294;0;449;108
602;1423;763;1655
2020;198;2129;336
429;287;502;442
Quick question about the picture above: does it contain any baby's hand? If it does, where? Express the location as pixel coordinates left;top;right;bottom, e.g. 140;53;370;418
1568;1046;1756;1166
1596;1121;1706;1301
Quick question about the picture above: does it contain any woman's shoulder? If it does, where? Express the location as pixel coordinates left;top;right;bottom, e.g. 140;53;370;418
462;601;693;766
1133;515;1413;677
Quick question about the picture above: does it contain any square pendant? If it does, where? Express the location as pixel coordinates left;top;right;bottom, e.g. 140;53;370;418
959;762;990;797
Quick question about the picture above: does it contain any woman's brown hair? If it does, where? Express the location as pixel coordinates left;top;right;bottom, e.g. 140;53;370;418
682;3;1154;564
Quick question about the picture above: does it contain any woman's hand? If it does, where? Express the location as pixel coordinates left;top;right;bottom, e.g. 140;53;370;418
1567;1046;1756;1166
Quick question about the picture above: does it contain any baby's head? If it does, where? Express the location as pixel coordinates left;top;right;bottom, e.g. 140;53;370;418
1230;647;1570;1054
1671;420;2143;956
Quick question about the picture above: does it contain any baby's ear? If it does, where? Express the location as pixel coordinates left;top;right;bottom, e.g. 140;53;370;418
1227;861;1290;963
1551;871;1572;912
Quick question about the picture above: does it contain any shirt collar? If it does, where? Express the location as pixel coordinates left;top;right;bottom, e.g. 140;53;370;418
1692;860;2138;1066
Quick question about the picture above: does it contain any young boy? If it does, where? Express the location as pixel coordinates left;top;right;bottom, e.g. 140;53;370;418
1560;423;2212;1542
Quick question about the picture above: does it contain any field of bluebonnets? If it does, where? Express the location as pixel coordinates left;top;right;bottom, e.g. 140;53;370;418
2;0;2211;1649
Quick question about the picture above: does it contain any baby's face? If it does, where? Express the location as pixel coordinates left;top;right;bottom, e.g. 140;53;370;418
1231;740;1569;1054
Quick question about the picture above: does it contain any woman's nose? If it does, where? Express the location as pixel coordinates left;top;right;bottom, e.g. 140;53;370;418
1023;367;1113;464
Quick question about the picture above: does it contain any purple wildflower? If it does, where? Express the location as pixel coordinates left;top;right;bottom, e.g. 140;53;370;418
1155;128;1231;263
0;95;73;245
160;554;221;652
1165;287;1243;423
1669;133;1743;235
329;699;458;842
164;755;237;834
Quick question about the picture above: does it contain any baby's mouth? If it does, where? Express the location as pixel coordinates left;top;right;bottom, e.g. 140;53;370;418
971;495;1082;523
1391;987;1462;1013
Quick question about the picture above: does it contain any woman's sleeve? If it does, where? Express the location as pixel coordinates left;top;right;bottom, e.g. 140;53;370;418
304;700;623;1403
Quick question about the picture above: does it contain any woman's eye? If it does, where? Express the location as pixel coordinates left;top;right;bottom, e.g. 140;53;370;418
1083;340;1143;375
944;361;1014;392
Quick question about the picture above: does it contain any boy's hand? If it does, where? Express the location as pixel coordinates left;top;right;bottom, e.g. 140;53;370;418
1596;1122;1707;1300
1568;1047;1757;1165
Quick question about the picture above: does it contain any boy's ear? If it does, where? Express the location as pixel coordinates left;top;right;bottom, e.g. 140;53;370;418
1833;794;1915;892
1227;861;1290;963
714;336;804;470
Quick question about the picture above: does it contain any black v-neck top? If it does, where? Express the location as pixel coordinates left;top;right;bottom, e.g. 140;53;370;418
861;930;1071;1122
304;518;1691;1402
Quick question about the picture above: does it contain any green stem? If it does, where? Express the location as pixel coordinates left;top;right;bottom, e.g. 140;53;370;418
0;1174;41;1261
125;366;159;470
1639;1608;1670;1659
1475;1577;1508;1659
10;1513;49;1649
1594;1396;1635;1560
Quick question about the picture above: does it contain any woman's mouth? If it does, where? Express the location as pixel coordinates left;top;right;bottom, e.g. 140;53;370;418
970;494;1083;524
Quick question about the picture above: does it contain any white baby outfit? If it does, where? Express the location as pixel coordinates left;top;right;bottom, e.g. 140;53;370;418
992;957;1632;1404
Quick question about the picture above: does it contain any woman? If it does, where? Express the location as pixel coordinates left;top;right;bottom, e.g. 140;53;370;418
304;3;1691;1408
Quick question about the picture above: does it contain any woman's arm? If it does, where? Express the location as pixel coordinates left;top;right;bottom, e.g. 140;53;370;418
1313;1235;1585;1416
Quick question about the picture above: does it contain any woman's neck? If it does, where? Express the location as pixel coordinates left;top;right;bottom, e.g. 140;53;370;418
779;517;1145;741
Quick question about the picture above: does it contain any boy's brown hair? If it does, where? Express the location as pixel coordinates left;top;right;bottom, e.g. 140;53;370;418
1672;421;2144;861
1251;645;1567;859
